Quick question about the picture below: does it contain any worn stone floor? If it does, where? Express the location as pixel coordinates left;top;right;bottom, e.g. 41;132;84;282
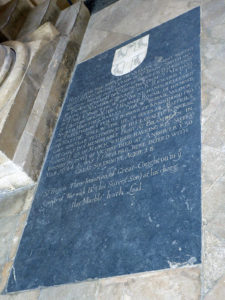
0;0;225;299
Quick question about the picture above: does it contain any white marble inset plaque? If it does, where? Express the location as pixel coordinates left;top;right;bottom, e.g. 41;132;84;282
111;35;149;76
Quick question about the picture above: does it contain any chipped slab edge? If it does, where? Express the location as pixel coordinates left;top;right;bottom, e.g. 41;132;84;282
1;265;200;299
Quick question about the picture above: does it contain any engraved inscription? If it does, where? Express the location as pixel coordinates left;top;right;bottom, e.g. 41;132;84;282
44;47;196;210
6;9;201;292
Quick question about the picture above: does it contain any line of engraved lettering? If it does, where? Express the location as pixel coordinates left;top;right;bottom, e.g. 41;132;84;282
46;48;196;176
71;193;102;209
50;105;190;169
62;53;194;116
47;148;182;200
48;115;190;168
67;150;181;193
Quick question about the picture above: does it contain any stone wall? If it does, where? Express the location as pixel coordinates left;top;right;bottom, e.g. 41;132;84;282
0;0;225;299
0;0;89;191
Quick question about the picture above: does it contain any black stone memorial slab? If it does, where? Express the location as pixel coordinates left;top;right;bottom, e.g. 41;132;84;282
7;8;201;292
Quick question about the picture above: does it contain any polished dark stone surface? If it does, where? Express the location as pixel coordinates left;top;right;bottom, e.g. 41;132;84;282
7;8;201;292
84;0;119;13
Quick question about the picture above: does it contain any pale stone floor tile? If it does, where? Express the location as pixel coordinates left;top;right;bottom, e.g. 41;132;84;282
0;213;28;293
0;216;20;267
0;166;33;193
201;39;225;62
203;58;225;92
201;85;225;118
204;274;225;300
78;0;200;62
205;22;225;41
8;212;28;260
202;230;225;294
0;290;40;300
90;0;200;37
39;281;97;300
0;191;27;218
97;267;200;300
0;262;12;294
78;28;132;62
0;154;7;166
202;0;225;29
207;211;225;241
1;268;200;299
0;186;35;218
0;163;19;180
202;88;225;150
202;175;225;225
202;146;225;194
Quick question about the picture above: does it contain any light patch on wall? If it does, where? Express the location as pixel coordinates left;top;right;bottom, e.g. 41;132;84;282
111;35;149;76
